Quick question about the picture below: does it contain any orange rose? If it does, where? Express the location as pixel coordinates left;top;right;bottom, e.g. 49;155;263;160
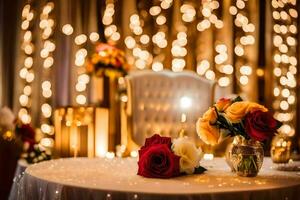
202;107;217;123
225;101;268;123
196;118;220;146
86;61;94;73
215;98;231;111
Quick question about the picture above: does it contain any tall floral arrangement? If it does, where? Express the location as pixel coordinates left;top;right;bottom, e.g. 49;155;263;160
86;43;129;77
196;96;282;145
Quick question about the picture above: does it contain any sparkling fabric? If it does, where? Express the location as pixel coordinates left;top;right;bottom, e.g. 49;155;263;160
12;157;300;200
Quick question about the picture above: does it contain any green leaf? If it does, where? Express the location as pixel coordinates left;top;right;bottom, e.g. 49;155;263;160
194;166;207;174
232;96;243;103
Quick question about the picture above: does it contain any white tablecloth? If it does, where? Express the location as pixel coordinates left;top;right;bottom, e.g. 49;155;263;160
8;159;28;200
11;157;300;200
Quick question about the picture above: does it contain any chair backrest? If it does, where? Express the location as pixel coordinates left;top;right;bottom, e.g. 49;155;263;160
124;70;216;147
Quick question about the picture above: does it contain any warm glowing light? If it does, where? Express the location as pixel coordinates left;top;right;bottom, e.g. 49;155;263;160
152;62;163;72
89;32;99;42
149;6;161;16
62;24;73;35
43;57;54;68
239;75;249;85
23;85;32;96
205;70;215;80
180;96;192;109
41;103;52;118
240;65;252;75
40;138;54;147
75;34;87;45
222;64;234;75
76;95;86;105
218;77;230;87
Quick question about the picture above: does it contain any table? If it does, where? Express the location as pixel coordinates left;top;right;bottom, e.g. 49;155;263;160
11;157;300;200
8;159;28;200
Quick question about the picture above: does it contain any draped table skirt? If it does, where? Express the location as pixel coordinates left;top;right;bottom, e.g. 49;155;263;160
11;157;300;200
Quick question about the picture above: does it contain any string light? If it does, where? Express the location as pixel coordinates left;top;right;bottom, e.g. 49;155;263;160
230;0;256;91
39;2;55;145
18;3;35;124
197;1;223;32
62;20;100;107
171;31;187;72
125;0;173;70
62;24;73;35
72;31;99;105
195;1;231;87
103;0;120;43
214;44;231;86
74;40;88;105
271;0;297;136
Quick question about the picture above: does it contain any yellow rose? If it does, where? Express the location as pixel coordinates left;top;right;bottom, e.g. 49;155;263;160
202;107;217;123
196;118;220;146
215;98;231;111
225;101;268;123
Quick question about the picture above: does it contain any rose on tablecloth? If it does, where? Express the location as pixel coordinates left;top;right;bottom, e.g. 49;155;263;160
172;137;202;174
138;144;180;178
137;134;206;179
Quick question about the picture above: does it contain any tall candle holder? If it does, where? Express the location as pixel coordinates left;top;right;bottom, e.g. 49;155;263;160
54;106;109;158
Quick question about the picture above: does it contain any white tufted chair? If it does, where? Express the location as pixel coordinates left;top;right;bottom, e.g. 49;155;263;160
121;70;216;153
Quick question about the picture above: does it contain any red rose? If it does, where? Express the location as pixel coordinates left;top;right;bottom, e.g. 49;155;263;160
245;110;282;141
16;124;36;150
143;134;172;149
138;134;180;178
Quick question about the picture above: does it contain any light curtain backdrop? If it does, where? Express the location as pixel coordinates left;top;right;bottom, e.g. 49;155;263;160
0;0;299;147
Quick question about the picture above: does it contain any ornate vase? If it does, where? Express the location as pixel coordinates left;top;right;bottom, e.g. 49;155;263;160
226;136;264;177
225;141;235;172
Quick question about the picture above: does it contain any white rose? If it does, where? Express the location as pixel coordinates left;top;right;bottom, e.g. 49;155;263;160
172;137;202;174
0;107;15;131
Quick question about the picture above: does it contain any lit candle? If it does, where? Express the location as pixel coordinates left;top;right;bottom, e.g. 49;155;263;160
71;123;79;158
95;108;109;157
181;113;187;123
179;96;192;138
179;113;186;137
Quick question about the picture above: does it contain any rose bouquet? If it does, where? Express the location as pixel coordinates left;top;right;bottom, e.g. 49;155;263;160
15;121;51;164
137;134;206;179
86;43;129;77
196;96;282;176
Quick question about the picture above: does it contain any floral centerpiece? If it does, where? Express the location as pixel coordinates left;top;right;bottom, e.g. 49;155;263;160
137;134;206;178
196;96;282;176
85;42;129;106
0;107;16;140
15;121;51;164
86;43;129;77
